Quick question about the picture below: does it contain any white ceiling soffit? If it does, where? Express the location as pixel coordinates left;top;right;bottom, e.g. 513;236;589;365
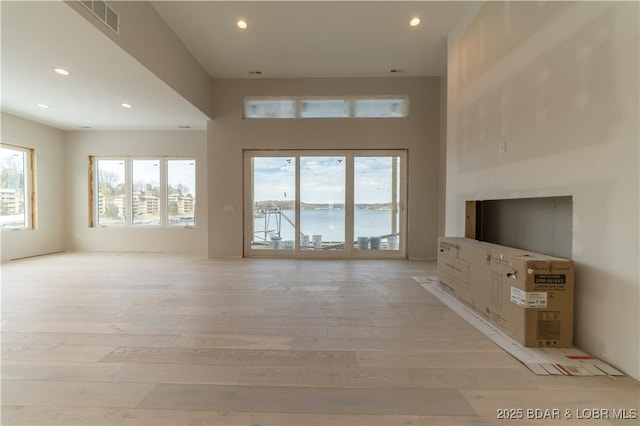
151;1;475;79
1;1;209;131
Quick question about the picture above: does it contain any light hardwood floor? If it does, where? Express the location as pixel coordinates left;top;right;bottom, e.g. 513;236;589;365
1;253;638;425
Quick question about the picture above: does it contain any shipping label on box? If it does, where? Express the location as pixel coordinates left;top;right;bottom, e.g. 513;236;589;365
534;274;568;284
511;287;548;308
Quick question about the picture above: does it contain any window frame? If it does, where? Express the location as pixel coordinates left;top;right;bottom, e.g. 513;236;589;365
91;156;196;229
0;143;35;231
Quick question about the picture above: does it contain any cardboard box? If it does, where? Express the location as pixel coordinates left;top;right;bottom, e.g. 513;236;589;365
438;237;574;348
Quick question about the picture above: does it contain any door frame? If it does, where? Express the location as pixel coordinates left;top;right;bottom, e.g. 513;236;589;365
243;149;407;259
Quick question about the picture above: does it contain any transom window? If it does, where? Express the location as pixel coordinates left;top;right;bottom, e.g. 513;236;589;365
354;98;407;118
244;96;409;119
244;99;296;119
92;157;196;228
300;99;350;118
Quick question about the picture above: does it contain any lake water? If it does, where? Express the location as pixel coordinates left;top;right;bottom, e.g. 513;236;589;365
253;209;398;242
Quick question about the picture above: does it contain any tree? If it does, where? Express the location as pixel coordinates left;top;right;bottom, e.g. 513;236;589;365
133;180;145;194
104;205;119;218
176;183;189;195
1;152;24;190
169;201;179;215
168;184;189;196
99;170;120;196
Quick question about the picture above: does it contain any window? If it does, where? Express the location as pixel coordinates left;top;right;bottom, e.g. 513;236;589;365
243;96;408;119
244;99;296;119
167;160;196;227
1;144;34;230
300;99;350;118
132;159;160;225
96;159;126;226
354;98;407;118
93;157;195;227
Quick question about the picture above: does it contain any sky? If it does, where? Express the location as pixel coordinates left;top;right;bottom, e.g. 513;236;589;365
97;159;195;195
253;156;399;204
1;146;25;172
96;156;397;204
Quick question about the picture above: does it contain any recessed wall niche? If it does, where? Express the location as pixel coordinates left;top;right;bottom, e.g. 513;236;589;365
465;196;573;259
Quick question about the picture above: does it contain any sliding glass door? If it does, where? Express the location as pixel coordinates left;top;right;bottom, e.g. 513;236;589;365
249;157;296;250
354;156;401;252
300;156;346;251
245;150;406;258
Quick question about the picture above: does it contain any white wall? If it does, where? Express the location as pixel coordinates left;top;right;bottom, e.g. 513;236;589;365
208;77;441;259
1;113;66;261
66;1;213;119
65;130;208;254
446;2;639;379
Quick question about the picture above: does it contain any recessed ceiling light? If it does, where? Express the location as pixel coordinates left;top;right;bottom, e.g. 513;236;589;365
249;70;262;75
237;19;248;29
178;125;191;129
390;69;405;74
54;67;70;76
37;103;49;109
121;103;132;108
409;17;421;27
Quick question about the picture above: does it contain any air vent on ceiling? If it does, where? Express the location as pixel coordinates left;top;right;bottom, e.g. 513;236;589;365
80;0;119;34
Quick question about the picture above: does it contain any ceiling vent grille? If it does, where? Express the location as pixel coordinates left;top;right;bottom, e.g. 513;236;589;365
80;1;119;34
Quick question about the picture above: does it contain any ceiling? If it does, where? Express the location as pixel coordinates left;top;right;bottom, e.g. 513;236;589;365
151;1;474;79
0;0;209;131
1;1;474;131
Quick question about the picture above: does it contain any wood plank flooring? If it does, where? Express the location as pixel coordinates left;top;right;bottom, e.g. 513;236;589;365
1;252;638;425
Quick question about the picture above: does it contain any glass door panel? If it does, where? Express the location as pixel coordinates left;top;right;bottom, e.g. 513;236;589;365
300;156;346;251
354;156;401;251
250;157;296;250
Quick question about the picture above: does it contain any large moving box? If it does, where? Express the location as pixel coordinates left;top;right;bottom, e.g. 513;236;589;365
438;237;574;348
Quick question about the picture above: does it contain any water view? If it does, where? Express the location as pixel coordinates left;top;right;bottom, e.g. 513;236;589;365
254;209;397;242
